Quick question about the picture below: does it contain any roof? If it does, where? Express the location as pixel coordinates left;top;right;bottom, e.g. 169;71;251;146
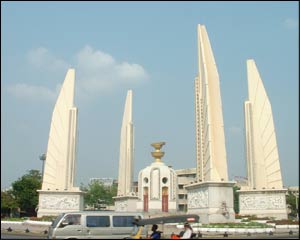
135;214;199;226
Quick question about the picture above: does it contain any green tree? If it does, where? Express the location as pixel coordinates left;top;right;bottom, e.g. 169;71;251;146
83;181;117;209
286;191;298;218
1;190;18;217
11;169;42;215
233;185;240;214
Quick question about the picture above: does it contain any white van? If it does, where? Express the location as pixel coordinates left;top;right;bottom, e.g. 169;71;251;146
47;211;144;239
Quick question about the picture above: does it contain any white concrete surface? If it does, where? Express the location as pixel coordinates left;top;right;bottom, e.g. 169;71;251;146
194;24;229;182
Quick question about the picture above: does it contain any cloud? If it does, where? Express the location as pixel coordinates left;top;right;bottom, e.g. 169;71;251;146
27;47;70;72
283;18;299;30
7;45;149;101
75;45;148;94
6;83;58;101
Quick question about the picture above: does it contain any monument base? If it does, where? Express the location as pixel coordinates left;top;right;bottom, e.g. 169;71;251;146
113;195;139;212
136;200;178;214
37;190;84;217
238;189;288;220
186;181;236;223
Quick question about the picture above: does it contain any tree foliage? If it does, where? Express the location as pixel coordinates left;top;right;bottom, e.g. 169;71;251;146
233;185;240;214
81;181;117;208
286;191;298;218
1;190;18;212
11;169;42;213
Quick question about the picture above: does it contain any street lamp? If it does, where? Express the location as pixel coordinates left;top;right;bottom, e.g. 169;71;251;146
39;153;46;181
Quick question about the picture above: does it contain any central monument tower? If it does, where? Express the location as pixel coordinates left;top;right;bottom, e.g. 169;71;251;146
186;24;235;223
136;142;178;213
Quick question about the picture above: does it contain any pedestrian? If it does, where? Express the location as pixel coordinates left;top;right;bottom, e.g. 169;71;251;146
180;222;193;239
150;224;161;239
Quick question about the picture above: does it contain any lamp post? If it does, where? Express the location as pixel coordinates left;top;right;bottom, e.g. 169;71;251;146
39;154;46;181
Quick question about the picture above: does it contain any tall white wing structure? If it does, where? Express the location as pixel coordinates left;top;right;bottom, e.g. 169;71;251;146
195;24;228;182
42;69;78;191
117;90;134;196
244;59;283;190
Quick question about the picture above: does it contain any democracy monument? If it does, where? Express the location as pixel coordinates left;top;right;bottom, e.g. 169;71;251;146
37;24;288;221
238;59;288;219
113;90;139;212
185;24;235;223
137;142;178;214
37;69;84;217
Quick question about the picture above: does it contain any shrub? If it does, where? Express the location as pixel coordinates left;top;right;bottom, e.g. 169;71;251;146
29;215;56;221
267;219;299;225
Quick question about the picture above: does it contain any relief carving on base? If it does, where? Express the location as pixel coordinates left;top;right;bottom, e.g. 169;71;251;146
240;194;285;210
40;195;79;210
188;189;208;209
115;201;128;211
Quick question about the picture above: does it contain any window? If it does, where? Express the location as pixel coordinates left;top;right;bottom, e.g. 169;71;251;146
113;216;135;227
178;185;184;189
179;194;186;199
162;177;168;184
86;216;110;227
63;214;81;225
52;213;64;227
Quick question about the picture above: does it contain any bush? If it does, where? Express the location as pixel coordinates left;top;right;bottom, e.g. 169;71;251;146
29;215;56;221
2;217;27;221
267;219;299;225
200;221;273;228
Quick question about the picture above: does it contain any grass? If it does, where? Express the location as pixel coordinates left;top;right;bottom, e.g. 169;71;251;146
200;222;273;228
2;216;55;222
1;217;27;221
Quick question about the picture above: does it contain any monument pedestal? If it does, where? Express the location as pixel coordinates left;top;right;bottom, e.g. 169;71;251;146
37;190;84;217
238;189;288;220
114;195;138;212
186;181;235;223
136;200;178;214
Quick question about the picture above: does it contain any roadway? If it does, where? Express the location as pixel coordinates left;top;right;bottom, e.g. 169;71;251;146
1;232;299;239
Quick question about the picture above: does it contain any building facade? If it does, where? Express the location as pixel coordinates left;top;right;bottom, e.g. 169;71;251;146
176;168;196;212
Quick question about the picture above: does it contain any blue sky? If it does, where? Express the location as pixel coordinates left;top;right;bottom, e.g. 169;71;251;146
1;1;299;189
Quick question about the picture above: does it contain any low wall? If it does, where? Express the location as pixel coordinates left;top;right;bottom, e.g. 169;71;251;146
1;220;51;234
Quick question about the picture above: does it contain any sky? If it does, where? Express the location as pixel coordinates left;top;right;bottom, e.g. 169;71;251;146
1;1;299;189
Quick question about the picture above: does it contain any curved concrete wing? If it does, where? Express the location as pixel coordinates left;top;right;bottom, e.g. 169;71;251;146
195;24;228;182
42;69;78;191
117;90;134;196
244;59;283;190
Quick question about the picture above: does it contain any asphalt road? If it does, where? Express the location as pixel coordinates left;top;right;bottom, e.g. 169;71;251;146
1;233;47;239
1;233;299;239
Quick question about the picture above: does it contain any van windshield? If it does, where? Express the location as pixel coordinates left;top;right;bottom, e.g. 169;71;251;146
52;213;64;227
